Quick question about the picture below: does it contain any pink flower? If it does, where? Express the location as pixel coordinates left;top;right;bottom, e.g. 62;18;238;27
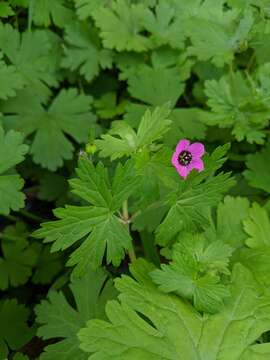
172;139;205;179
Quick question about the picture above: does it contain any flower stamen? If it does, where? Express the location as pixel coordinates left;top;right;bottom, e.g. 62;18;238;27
178;150;192;166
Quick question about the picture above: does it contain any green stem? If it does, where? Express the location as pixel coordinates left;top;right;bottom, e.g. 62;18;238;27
246;52;256;73
18;209;45;223
122;200;136;263
122;200;129;221
129;209;141;222
28;0;34;31
229;61;234;75
3;214;18;222
127;243;136;263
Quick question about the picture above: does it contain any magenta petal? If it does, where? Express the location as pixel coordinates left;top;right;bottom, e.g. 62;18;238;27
188;158;204;172
176;164;188;179
188;142;205;158
172;152;179;167
175;139;190;155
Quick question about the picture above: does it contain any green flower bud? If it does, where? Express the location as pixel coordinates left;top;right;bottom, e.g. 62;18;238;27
85;143;97;154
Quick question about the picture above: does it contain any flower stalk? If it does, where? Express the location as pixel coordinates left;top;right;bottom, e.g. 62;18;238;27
122;200;136;263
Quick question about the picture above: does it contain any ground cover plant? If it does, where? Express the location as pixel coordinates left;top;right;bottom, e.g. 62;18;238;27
2;0;270;359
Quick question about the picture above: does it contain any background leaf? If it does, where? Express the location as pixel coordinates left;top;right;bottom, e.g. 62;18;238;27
36;267;117;360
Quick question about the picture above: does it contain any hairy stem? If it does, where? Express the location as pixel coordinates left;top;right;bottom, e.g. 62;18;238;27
122;200;136;263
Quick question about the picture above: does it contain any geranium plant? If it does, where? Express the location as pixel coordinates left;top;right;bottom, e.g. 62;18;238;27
1;1;270;359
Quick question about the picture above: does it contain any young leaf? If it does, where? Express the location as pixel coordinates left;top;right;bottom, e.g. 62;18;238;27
96;105;172;160
151;233;232;313
79;259;270;359
2;89;96;170
36;268;117;360
0;127;28;215
136;104;172;147
33;158;138;272
124;104;207;144
95;121;138;160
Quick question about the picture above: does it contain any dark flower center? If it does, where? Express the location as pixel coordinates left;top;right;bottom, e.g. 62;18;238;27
178;150;192;166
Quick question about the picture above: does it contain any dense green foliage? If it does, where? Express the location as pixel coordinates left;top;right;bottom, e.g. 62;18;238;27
2;0;270;359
